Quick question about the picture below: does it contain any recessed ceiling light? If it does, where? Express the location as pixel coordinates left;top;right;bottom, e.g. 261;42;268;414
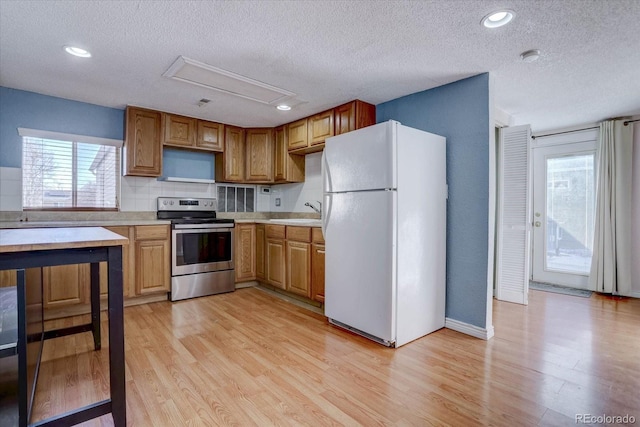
520;49;541;63
276;104;291;111
481;10;515;28
64;46;92;58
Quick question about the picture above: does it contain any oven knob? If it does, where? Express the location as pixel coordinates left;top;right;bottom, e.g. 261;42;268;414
170;201;174;205
163;201;168;205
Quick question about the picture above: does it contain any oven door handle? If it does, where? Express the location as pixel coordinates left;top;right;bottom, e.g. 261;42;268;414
173;227;235;234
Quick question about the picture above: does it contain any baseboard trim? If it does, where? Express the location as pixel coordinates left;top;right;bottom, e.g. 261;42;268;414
629;291;640;299
445;317;494;340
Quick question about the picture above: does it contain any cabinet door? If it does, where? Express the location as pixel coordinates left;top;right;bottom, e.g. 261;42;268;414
311;243;325;303
335;100;376;136
163;113;196;147
308;109;334;146
245;128;274;182
219;125;245;182
266;239;286;289
43;264;85;308
287;119;308;151
334;102;356;136
124;107;162;176
0;270;16;287
235;224;256;282
135;239;170;295
275;126;305;183
197;120;224;151
256;224;266;280
287;241;311;298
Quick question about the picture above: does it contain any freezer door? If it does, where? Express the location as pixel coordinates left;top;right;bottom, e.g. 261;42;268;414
324;190;396;343
323;120;397;193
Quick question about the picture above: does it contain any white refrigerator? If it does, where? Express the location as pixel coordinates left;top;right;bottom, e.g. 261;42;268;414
322;120;447;347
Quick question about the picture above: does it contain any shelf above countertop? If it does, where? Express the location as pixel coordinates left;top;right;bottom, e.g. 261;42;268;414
158;177;216;184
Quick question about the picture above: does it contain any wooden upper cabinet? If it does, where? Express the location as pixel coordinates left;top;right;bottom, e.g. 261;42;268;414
197;120;224;152
124;106;162;176
245;128;274;183
308;109;334;146
334;100;376;136
163;113;196;147
216;125;246;182
287;118;308;151
275;126;305;183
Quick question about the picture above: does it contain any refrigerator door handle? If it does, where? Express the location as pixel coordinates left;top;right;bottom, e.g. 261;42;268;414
322;193;331;239
322;149;332;193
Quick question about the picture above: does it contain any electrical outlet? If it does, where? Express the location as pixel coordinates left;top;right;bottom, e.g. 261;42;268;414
275;197;281;207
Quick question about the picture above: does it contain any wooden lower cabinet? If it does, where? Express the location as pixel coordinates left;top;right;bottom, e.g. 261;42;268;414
256;224;266;280
286;240;311;298
311;243;325;303
134;225;170;295
43;264;86;308
310;228;325;303
235;223;256;282
15;224;170;320
266;238;286;289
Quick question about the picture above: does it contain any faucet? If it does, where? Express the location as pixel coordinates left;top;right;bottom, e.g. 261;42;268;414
305;201;322;217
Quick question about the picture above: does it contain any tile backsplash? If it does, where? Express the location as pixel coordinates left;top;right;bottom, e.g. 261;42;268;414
0;153;322;215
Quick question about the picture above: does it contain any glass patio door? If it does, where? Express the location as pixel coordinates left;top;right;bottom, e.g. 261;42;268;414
532;140;596;289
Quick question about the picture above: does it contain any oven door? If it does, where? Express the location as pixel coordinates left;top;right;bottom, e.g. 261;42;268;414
172;227;234;276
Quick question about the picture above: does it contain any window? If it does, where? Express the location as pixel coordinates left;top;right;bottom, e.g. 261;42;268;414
19;128;122;210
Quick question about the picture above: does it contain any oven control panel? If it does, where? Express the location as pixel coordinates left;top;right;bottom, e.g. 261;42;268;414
157;197;218;211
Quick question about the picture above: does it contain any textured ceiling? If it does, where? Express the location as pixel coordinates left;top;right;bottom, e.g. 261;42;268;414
1;0;639;132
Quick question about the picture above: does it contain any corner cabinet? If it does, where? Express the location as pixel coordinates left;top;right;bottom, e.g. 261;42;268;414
124;106;163;176
275;126;305;183
235;223;256;282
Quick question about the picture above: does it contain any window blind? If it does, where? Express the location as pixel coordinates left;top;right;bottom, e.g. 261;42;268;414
22;136;120;210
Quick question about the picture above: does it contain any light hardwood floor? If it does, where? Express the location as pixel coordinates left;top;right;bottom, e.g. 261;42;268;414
32;288;640;426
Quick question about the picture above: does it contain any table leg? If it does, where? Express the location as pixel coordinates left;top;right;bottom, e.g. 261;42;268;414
90;262;101;351
107;246;126;427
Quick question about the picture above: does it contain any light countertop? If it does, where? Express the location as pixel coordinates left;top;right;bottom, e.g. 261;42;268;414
235;219;322;227
0;227;129;253
0;219;171;229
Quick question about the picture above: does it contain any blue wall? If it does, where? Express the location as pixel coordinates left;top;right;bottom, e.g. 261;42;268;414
377;73;490;329
0;87;125;168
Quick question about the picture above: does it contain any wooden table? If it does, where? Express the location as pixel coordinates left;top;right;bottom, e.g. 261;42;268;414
0;227;128;427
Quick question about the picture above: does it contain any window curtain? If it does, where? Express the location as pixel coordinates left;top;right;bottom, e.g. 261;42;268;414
589;119;634;294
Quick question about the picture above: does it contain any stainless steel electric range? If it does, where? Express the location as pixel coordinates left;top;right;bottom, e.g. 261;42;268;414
157;197;235;301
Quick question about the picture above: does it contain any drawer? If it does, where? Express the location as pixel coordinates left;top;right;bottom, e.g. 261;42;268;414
286;226;311;242
311;227;324;244
266;224;286;239
135;225;169;240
